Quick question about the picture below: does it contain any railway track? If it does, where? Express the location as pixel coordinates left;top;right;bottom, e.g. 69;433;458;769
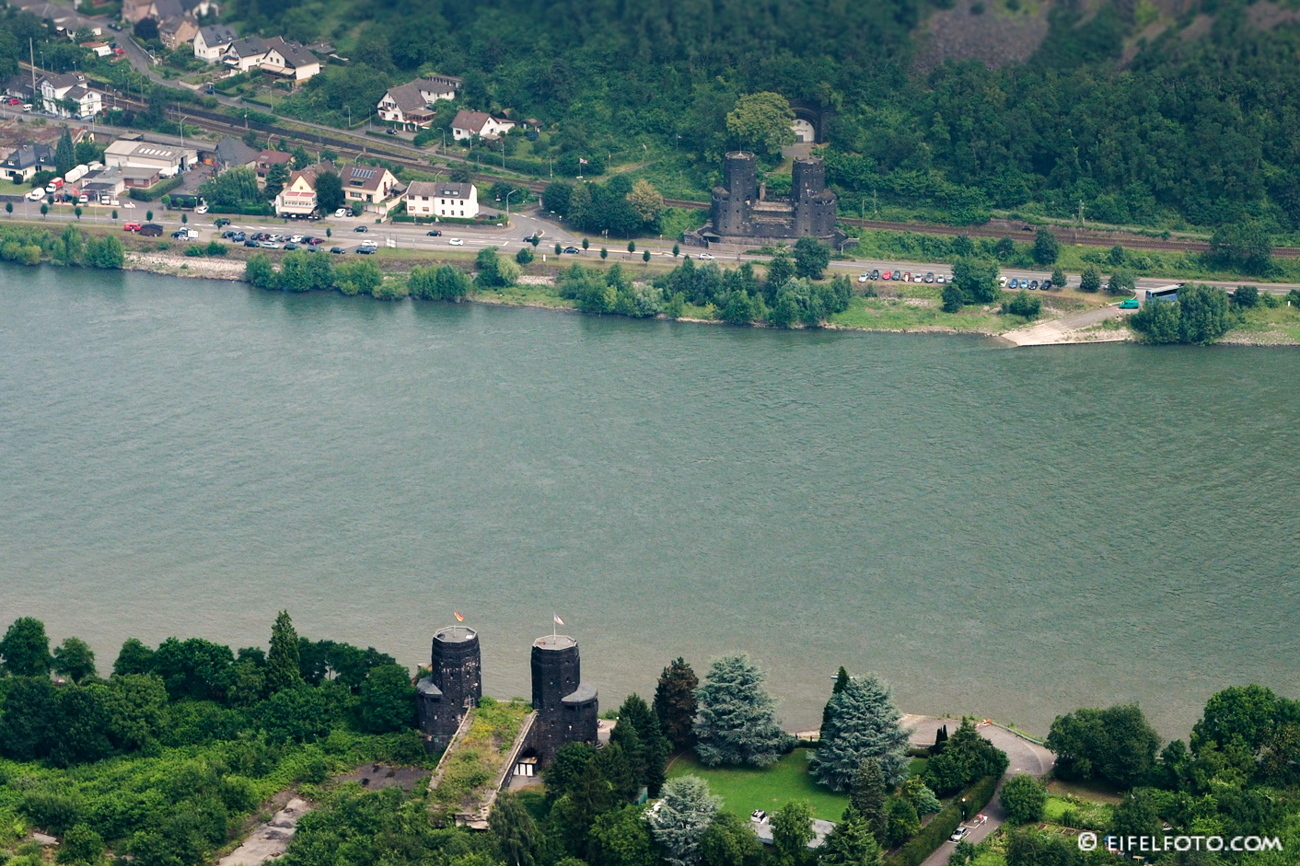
113;96;1297;258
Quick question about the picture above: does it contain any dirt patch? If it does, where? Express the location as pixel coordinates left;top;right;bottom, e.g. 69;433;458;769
1047;778;1124;804
333;763;428;792
915;0;1051;73
217;797;310;866
124;251;245;280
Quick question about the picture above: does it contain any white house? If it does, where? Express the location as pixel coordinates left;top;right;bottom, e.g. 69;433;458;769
39;73;102;120
193;25;237;63
81;41;114;58
377;74;461;130
222;36;319;81
451;109;515;141
340;164;401;216
274;164;325;217
405;180;478;219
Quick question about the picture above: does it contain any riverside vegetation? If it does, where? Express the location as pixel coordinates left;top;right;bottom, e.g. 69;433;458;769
5;618;1300;866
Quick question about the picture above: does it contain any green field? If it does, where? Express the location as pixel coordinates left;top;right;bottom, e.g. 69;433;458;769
665;749;850;821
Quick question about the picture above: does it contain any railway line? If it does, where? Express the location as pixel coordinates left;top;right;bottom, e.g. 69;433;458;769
107;97;1296;258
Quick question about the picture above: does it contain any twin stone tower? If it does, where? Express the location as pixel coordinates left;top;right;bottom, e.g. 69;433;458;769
415;626;599;764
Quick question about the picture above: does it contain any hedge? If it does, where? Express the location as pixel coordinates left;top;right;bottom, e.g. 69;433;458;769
207;203;276;216
128;176;184;202
885;775;999;866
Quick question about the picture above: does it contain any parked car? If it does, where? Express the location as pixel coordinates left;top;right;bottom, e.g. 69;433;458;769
138;224;163;237
1041;280;1053;290
289;235;304;244
354;246;374;254
333;208;350;218
214;218;231;228
699;252;715;260
902;271;911;281
353;225;367;232
195;204;208;214
1119;297;1140;309
6;97;22;105
330;246;345;254
122;222;142;232
936;275;947;284
949;827;970;843
283;243;299;250
27;188;45;201
1008;278;1019;289
1029;280;1040;289
232;232;246;242
998;276;1008;287
925;272;935;283
449;238;464;246
426;230;442;236
882;270;892;280
858;273;871;283
244;239;259;247
869;269;880;280
259;241;282;249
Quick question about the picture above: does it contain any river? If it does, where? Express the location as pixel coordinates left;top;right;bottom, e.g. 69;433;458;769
2;264;1297;738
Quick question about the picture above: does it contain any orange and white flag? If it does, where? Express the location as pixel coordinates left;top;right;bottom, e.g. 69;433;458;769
454;611;465;622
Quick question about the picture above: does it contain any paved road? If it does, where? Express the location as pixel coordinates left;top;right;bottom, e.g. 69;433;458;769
904;716;1055;866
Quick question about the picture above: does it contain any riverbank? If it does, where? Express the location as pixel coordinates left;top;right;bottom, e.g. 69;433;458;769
116;251;1300;346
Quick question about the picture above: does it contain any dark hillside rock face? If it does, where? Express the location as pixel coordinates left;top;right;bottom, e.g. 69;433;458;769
914;0;1050;74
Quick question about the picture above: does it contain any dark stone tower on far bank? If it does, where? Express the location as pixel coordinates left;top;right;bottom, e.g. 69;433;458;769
529;633;599;763
692;151;844;248
416;626;482;751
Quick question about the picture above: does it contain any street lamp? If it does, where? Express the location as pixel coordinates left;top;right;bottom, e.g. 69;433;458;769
504;189;516;224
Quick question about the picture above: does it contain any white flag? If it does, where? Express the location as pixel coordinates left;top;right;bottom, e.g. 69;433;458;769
553;614;565;626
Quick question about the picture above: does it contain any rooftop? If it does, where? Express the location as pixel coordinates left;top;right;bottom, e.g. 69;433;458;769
533;634;576;651
434;626;477;644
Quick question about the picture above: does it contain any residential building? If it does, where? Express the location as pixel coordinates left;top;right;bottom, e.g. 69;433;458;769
158;13;199;50
81;42;114;58
451;110;515;141
340;164;401;216
377;75;462;130
193;24;237;62
255;149;292;184
214;136;259;173
273;163;329;217
103;139;198;175
122;0;218;24
405;180;478;219
0;143;57;183
222;36;319;81
80;168;128;202
38;73;103;120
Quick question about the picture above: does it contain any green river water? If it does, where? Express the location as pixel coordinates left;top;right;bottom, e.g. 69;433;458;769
2;265;1297;736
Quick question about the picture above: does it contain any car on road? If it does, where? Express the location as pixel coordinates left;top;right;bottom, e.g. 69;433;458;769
1119;297;1140;309
330;246;345;254
426;230;442;236
214;218;231;228
353;225;367;232
354;246;375;254
385;128;397;135
449;238;464;246
949;827;970;843
334;208;350;218
563;246;581;254
699;252;715;260
107;21;121;29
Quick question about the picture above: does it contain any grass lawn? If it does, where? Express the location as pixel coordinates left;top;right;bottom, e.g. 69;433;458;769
666;749;849;821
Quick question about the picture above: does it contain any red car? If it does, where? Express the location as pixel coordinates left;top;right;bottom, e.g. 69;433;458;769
882;270;892;280
6;97;21;105
122;222;142;232
114;47;125;55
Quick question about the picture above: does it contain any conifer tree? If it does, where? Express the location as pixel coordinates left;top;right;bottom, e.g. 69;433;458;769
693;655;792;768
848;758;889;843
654;657;699;750
647;775;720;866
821;666;851;738
818;807;884;866
266;610;302;693
810;674;909;790
613;693;672;795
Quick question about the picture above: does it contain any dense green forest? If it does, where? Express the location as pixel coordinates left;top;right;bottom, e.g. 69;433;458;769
195;0;1300;234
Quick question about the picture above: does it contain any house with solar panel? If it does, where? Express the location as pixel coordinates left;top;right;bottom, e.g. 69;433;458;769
341;164;403;216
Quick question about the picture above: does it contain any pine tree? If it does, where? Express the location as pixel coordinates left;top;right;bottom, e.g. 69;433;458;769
55;129;75;176
809;674;909;791
820;667;852;739
646;775;720;866
819;808;884;866
693;655;792;768
613;693;671;795
266;610;302;694
848;759;888;843
654;657;699;750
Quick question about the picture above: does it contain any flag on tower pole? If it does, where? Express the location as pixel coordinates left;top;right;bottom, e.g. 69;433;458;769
454;611;464;622
552;613;564;637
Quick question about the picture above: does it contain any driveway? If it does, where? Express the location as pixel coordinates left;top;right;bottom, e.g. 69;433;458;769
903;716;1055;866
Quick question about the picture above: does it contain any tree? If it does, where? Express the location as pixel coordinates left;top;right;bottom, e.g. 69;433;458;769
765;251;795;300
490;793;544;866
600;247;608;260
941;282;965;312
818;808;883;866
335;260;383;296
643;250;651;263
133;16;159;40
1050;266;1067;288
1001;291;1041;318
1079;265;1101;292
516;246;535;265
1176;284;1230;344
315;171;344;214
356;664;416;733
952;257;999;304
883;798;919;848
86;235;125;269
1207;221;1272;274
1045;704;1160;788
1032;227;1059;266
725;92;796;157
113;638;155;677
1000;774;1046;824
245;254;279;290
52;637;97;683
265;162;290;200
924;720;1009;796
588;804;659;866
99;673;167;751
40;204;48;218
544;181;574;216
1;617;52;677
793;237;831;280
693;655;792;767
476;246;521;288
1106;271;1135;295
0;676;59;761
612;693;671;795
849;759;888;842
1233;285;1260;308
1128;298;1182;343
771;800;815;866
899;777;941;817
5;202;11;217
810;674;909;791
582;237;590;250
672;243;680;258
699;811;764;866
1191;684;1280;757
646;776;721;866
265;611;302;694
56;128;75;176
150;637;235;702
56;824;105;865
654;657;699;750
146;210;154;222
626;179;664;224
